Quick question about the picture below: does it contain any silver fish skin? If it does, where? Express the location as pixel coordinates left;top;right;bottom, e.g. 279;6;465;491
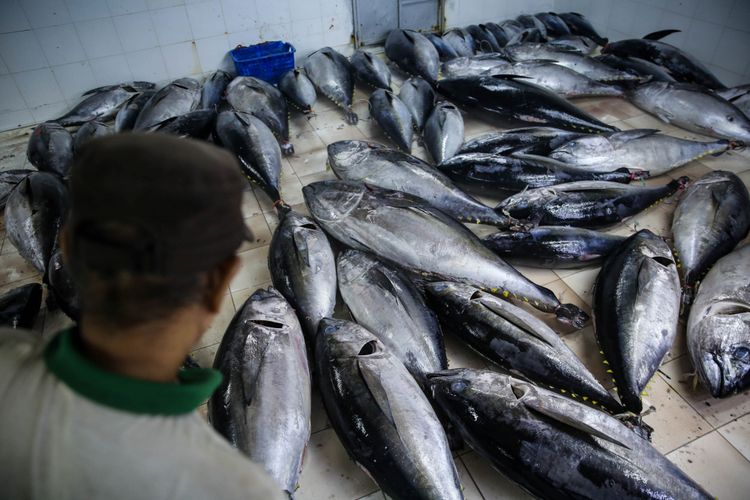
152;109;216;139
505;43;639;82
397;77;435;131
424;101;464;163
5;172;69;275
385;29;440;84
595;54;676;83
628;81;750;143
200;70;231;110
208;287;310;496
26;122;74;177
428;369;712;500
424;32;459;61
268;210;336;341
369;89;413;153
688;244;750;398
303;180;589;327
442;28;475;57
458;126;586;156
535;12;572;37
114;90;156;132
672;170;750;292
0;169;33;210
337;249;447;381
594;230;681;413
73;121;112;152
441;54;510;78
54;83;148;126
134;78;201;131
425;282;621;412
350;50;392;90
225;76;293;155
304;47;358;124
278;68;317;113
327;140;510;227
550;129;731;176
546;35;597;55
315;318;463;500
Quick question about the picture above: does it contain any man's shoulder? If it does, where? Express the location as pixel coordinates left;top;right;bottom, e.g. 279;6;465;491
0;329;45;369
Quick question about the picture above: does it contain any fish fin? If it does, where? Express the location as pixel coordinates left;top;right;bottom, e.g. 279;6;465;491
240;334;269;406
291;229;313;268
357;356;395;425
402;30;416;44
475;297;557;348
609;129;660;142
642;29;680;41
488;73;533;81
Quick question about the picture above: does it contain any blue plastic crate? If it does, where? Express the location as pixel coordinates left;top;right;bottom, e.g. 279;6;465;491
231;41;296;84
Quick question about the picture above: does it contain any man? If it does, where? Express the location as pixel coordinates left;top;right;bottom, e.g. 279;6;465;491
0;134;283;499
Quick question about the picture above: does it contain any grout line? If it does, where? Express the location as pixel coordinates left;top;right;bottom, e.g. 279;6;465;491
458;454;487;500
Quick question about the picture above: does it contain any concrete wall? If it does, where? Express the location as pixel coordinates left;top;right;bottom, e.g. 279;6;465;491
554;0;750;87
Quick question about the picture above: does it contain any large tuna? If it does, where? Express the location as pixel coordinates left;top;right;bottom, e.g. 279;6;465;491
465;24;502;52
304;181;589;327
316;318;463;500
278;68;317;113
594;230;681;413
398;77;435;131
595;54;676;83
72;121;112;152
152;109;216;139
688;244;750;398
134;78;201;131
26;122;74;177
458;126;585;156
424;33;459;61
208;287;310;497
558;12;608;45
385;29;440;84
535;12;571;37
423;101;464;163
200;70;231;110
350;50;391;89
442;29;475;57
441;54;510;79
114;90;156;132
0;283;43;330
304;47;358;124
47;248;80;321
369;89;413;153
54;82;154;126
428;369;711;499
0;169;33;210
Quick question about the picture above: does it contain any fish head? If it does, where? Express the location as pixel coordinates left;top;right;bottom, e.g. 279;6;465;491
424;281;483;313
302;180;365;223
550;135;612;163
427;369;518;410
326;140;375;172
336;249;377;287
693;310;750;398
316;317;386;360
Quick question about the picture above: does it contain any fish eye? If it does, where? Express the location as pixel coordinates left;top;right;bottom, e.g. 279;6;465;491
727;115;734;122
733;346;749;362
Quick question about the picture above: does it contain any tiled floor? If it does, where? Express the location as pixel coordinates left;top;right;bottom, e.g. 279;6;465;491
2;68;750;499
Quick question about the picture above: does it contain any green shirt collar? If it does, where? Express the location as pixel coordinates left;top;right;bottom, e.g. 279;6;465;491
44;328;221;415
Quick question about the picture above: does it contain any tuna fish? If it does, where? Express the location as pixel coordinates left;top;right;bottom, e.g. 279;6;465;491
385;29;440;84
315;318;463;500
441;54;510;78
428;369;711;499
671;171;750;298
337;250;446;381
504;44;639;82
72;121;112;152
483;226;626;268
424;101;464;163
438;153;634;192
208;287;310;497
497;177;688;228
304;47;358;124
595;54;676;83
268;210;336;341
200;70;231;110
5;172;69;275
426;282;621;412
114;90;156;132
594;230;681;413
398;76;435;131
546;35;598;55
482;22;511;47
425;33;460;61
0;169;33;210
304;181;589;326
225;76;293;155
516;15;548;40
327;140;511;227
465;24;502;52
0;283;42;330
718;85;750;118
443;28;475;57
437;75;618;134
47;248;80;321
369;89;413;153
549;129;731;176
214;111;282;204
152;109;216;139
134;78;201;131
26;122;74;177
350;50;392;90
628;81;750;143
535;12;572;37
54;82;154;126
558;12;608;45
278;68;317;113
688;244;750;398
458;126;586;156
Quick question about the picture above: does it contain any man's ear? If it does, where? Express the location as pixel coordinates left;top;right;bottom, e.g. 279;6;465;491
205;255;241;314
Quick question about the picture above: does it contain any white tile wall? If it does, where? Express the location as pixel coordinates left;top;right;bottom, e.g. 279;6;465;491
0;0;354;131
555;0;750;87
444;0;555;28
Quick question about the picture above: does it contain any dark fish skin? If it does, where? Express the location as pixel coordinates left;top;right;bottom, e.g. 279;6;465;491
437;75;618;134
0;283;42;330
0;169;33;210
54;84;149;126
595;54;676;83
482;23;510;47
327;140;512;227
483;226;626;269
267;210;336;341
558;12;608;45
425;283;622;412
114;90;156;132
398;77;435;131
47;249;80;321
428;369;712;500
438;152;634;192
214;110;281;204
547;35;597;55
465;24;501;52
603;38;725;90
350;50;392;90
497;177;688;229
208;287;310;496
423;101;464;163
458;127;586;155
72;121;112;152
424;33;459;61
369;89;413;153
516;15;548;40
315;318;463;500
304;47;358;124
278;68;317;113
5;172;69;276
535;12;571;36
26;122;74;177
152;109;216;139
200;70;231;110
594;230;681;413
672;170;750;294
134;77;202;131
500;19;525;38
304;181;590;327
442;28;475;58
385;29;440;84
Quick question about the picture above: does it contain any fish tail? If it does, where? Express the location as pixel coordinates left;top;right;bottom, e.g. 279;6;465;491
274;198;292;215
344;108;359;125
555;303;589;329
629;169;650;181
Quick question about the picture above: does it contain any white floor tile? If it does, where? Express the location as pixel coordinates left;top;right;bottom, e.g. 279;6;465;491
718;413;750;462
460;451;533;500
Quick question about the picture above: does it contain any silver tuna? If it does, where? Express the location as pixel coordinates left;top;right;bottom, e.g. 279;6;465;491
134;78;201;131
304;47;358;124
397;76;435;131
350;50;392;90
369;89;413;153
278;68;317;113
424;101;464;163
